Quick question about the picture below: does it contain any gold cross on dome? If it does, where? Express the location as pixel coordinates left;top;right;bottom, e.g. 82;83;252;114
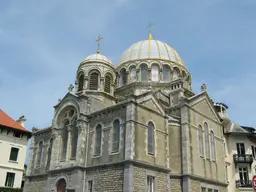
146;22;154;33
96;35;103;53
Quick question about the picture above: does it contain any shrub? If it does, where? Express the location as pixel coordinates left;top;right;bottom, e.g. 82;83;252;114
0;187;23;192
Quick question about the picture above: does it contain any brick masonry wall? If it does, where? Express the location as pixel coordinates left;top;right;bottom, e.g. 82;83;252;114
170;178;181;192
86;165;124;192
133;166;168;192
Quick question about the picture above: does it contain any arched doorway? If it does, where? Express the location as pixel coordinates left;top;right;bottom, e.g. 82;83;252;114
57;178;66;192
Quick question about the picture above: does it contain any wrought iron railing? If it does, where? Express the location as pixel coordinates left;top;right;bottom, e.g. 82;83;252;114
233;154;253;164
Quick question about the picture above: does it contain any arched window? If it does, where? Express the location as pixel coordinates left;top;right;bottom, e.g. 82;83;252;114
204;123;210;159
147;122;155;155
210;131;216;161
116;73;120;87
104;75;111;93
71;119;78;158
182;71;187;79
46;139;53;169
172;68;179;81
78;73;84;92
37;141;43;165
57;179;66;192
198;125;203;156
112;119;120;152
163;65;170;82
130;67;136;82
120;69;127;85
89;72;99;90
140;64;148;82
151;65;159;82
61;121;69;161
94;124;102;156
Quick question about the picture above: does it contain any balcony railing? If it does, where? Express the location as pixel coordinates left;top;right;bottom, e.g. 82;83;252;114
233;154;253;164
236;180;252;188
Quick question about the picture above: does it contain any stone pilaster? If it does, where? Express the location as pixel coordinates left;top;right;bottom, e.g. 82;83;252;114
180;101;191;191
136;69;139;81
50;128;61;169
125;100;135;160
76;119;87;165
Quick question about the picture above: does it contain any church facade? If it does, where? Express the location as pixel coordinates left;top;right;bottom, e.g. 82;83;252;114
24;33;229;192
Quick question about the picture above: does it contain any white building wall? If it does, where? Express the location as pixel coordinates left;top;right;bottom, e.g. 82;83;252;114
0;129;29;188
225;134;256;192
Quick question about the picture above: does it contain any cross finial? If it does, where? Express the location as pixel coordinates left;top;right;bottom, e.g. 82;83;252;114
96;35;103;53
146;22;154;33
68;84;74;93
146;22;154;40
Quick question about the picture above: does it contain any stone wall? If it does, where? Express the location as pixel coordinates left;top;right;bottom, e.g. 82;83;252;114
24;176;47;192
191;178;228;192
133;166;168;192
86;165;124;192
170;178;181;192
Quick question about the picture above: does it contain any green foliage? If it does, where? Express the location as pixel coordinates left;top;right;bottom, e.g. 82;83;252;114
0;187;23;192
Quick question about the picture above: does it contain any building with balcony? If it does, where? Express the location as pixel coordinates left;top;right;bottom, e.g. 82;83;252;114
215;103;256;192
0;110;31;188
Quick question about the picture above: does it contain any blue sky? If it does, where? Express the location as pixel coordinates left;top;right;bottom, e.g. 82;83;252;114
1;0;256;163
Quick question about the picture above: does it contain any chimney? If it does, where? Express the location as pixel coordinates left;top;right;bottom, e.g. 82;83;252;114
17;115;26;127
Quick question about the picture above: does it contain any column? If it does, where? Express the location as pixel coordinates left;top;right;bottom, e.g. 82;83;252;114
100;77;104;91
84;76;89;90
66;125;72;161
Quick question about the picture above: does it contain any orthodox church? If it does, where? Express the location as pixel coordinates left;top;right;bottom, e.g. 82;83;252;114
24;32;228;192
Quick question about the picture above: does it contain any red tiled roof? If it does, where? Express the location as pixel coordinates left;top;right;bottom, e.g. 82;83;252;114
0;109;31;132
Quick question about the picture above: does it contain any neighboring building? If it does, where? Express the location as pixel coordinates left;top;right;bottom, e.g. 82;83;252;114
24;33;230;192
0;110;31;188
215;103;256;192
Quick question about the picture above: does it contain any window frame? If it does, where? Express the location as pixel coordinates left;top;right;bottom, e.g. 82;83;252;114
89;71;99;90
94;124;102;156
162;65;170;82
210;130;216;161
104;74;112;93
147;121;155;155
198;125;203;157
9;147;19;162
37;141;44;165
5;172;15;187
146;175;155;192
112;119;120;153
140;64;148;82
151;65;159;82
77;73;84;92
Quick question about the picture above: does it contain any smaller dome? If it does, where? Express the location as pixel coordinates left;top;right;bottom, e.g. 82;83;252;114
80;53;113;66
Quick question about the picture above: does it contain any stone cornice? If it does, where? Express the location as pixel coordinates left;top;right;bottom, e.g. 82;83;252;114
45;160;171;174
169;173;228;187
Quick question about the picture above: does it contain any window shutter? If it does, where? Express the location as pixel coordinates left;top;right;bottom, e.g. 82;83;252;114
78;74;84;92
104;75;111;93
89;73;99;90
